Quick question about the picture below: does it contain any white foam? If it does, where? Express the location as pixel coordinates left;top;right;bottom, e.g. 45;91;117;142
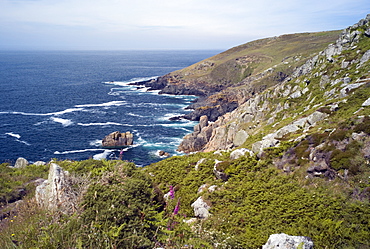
0;108;84;116
54;148;104;155
5;132;21;139
75;100;127;108
77;122;134;127
127;112;145;118
50;117;73;126
89;139;102;147
16;139;31;146
103;76;158;87
157;113;182;121
93;150;113;160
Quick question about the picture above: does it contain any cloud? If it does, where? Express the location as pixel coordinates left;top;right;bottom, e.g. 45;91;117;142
0;0;369;50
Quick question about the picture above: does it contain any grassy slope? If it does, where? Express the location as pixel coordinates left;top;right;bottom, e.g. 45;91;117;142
169;30;340;86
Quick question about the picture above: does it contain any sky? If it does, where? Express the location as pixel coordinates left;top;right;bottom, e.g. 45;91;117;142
0;0;369;50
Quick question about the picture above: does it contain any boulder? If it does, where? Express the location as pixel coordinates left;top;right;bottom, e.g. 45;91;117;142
102;131;134;148
14;157;29;168
230;148;254;160
362;97;370;107
213;160;229;181
195;158;207;170
191;196;211;219
262;233;314;249
233;130;249;147
34;161;46;166
158;150;170;157
35;163;77;214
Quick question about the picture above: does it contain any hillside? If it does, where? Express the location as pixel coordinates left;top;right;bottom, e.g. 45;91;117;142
143;30;340;122
1;14;370;249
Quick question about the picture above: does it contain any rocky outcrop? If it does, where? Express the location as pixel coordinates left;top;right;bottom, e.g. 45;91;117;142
35;163;77;214
262;233;314;249
178;115;213;153
14;157;29;168
102;131;133;148
191;196;211;219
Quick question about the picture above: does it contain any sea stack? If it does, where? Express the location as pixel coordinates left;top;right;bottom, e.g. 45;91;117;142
102;131;134;148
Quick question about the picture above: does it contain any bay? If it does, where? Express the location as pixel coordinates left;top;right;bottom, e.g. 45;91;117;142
0;50;219;166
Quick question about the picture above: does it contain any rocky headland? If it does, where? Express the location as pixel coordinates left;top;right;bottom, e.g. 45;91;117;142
1;14;370;249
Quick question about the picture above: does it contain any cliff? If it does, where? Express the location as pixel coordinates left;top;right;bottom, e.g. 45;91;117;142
178;14;370;155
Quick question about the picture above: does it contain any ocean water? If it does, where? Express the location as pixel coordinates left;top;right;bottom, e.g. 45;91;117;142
0;50;219;166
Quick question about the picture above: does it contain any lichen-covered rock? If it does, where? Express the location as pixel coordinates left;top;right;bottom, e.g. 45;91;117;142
14;157;28;168
262;233;314;249
34;161;46;166
191;196;211;219
35;163;77;214
230;148;254;160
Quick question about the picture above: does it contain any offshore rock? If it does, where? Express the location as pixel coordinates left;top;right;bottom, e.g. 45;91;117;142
102;131;133;148
262;233;314;249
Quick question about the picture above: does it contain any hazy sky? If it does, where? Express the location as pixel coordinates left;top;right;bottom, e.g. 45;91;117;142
0;0;369;50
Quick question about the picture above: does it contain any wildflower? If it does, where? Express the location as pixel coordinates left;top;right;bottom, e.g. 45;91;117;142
11;234;15;237
169;186;175;199
10;220;13;222
173;198;180;215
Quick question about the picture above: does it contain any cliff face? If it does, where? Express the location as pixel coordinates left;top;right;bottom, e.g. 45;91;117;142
178;14;370;154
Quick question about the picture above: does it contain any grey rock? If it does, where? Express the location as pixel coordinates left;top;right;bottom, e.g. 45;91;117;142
35;163;77;214
230;148;254;160
233;130;249;147
213;160;229;181
14;157;29;168
197;184;208;194
343;76;352;85
208;185;217;192
195;158;207;171
306;111;329;125
362;97;370;107
341;59;350;68
191;196;211;219
34;161;46;166
262;233;314;249
365;27;370;37
358;50;370;68
340;82;366;97
289;90;302;99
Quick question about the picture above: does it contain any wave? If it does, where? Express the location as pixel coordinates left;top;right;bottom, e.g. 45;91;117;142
77;122;134;127
93;150;113;160
54;148;105;155
5;132;21;139
5;132;31;145
74;100;127;108
89;139;102;147
0;108;84;116
16;139;31;146
127;112;145;118
103;76;158;86
50;117;73;126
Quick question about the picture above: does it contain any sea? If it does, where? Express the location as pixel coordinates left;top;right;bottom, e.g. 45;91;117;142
0;50;220;166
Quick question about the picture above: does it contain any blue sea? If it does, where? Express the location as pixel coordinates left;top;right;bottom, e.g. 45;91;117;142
0;50;219;166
